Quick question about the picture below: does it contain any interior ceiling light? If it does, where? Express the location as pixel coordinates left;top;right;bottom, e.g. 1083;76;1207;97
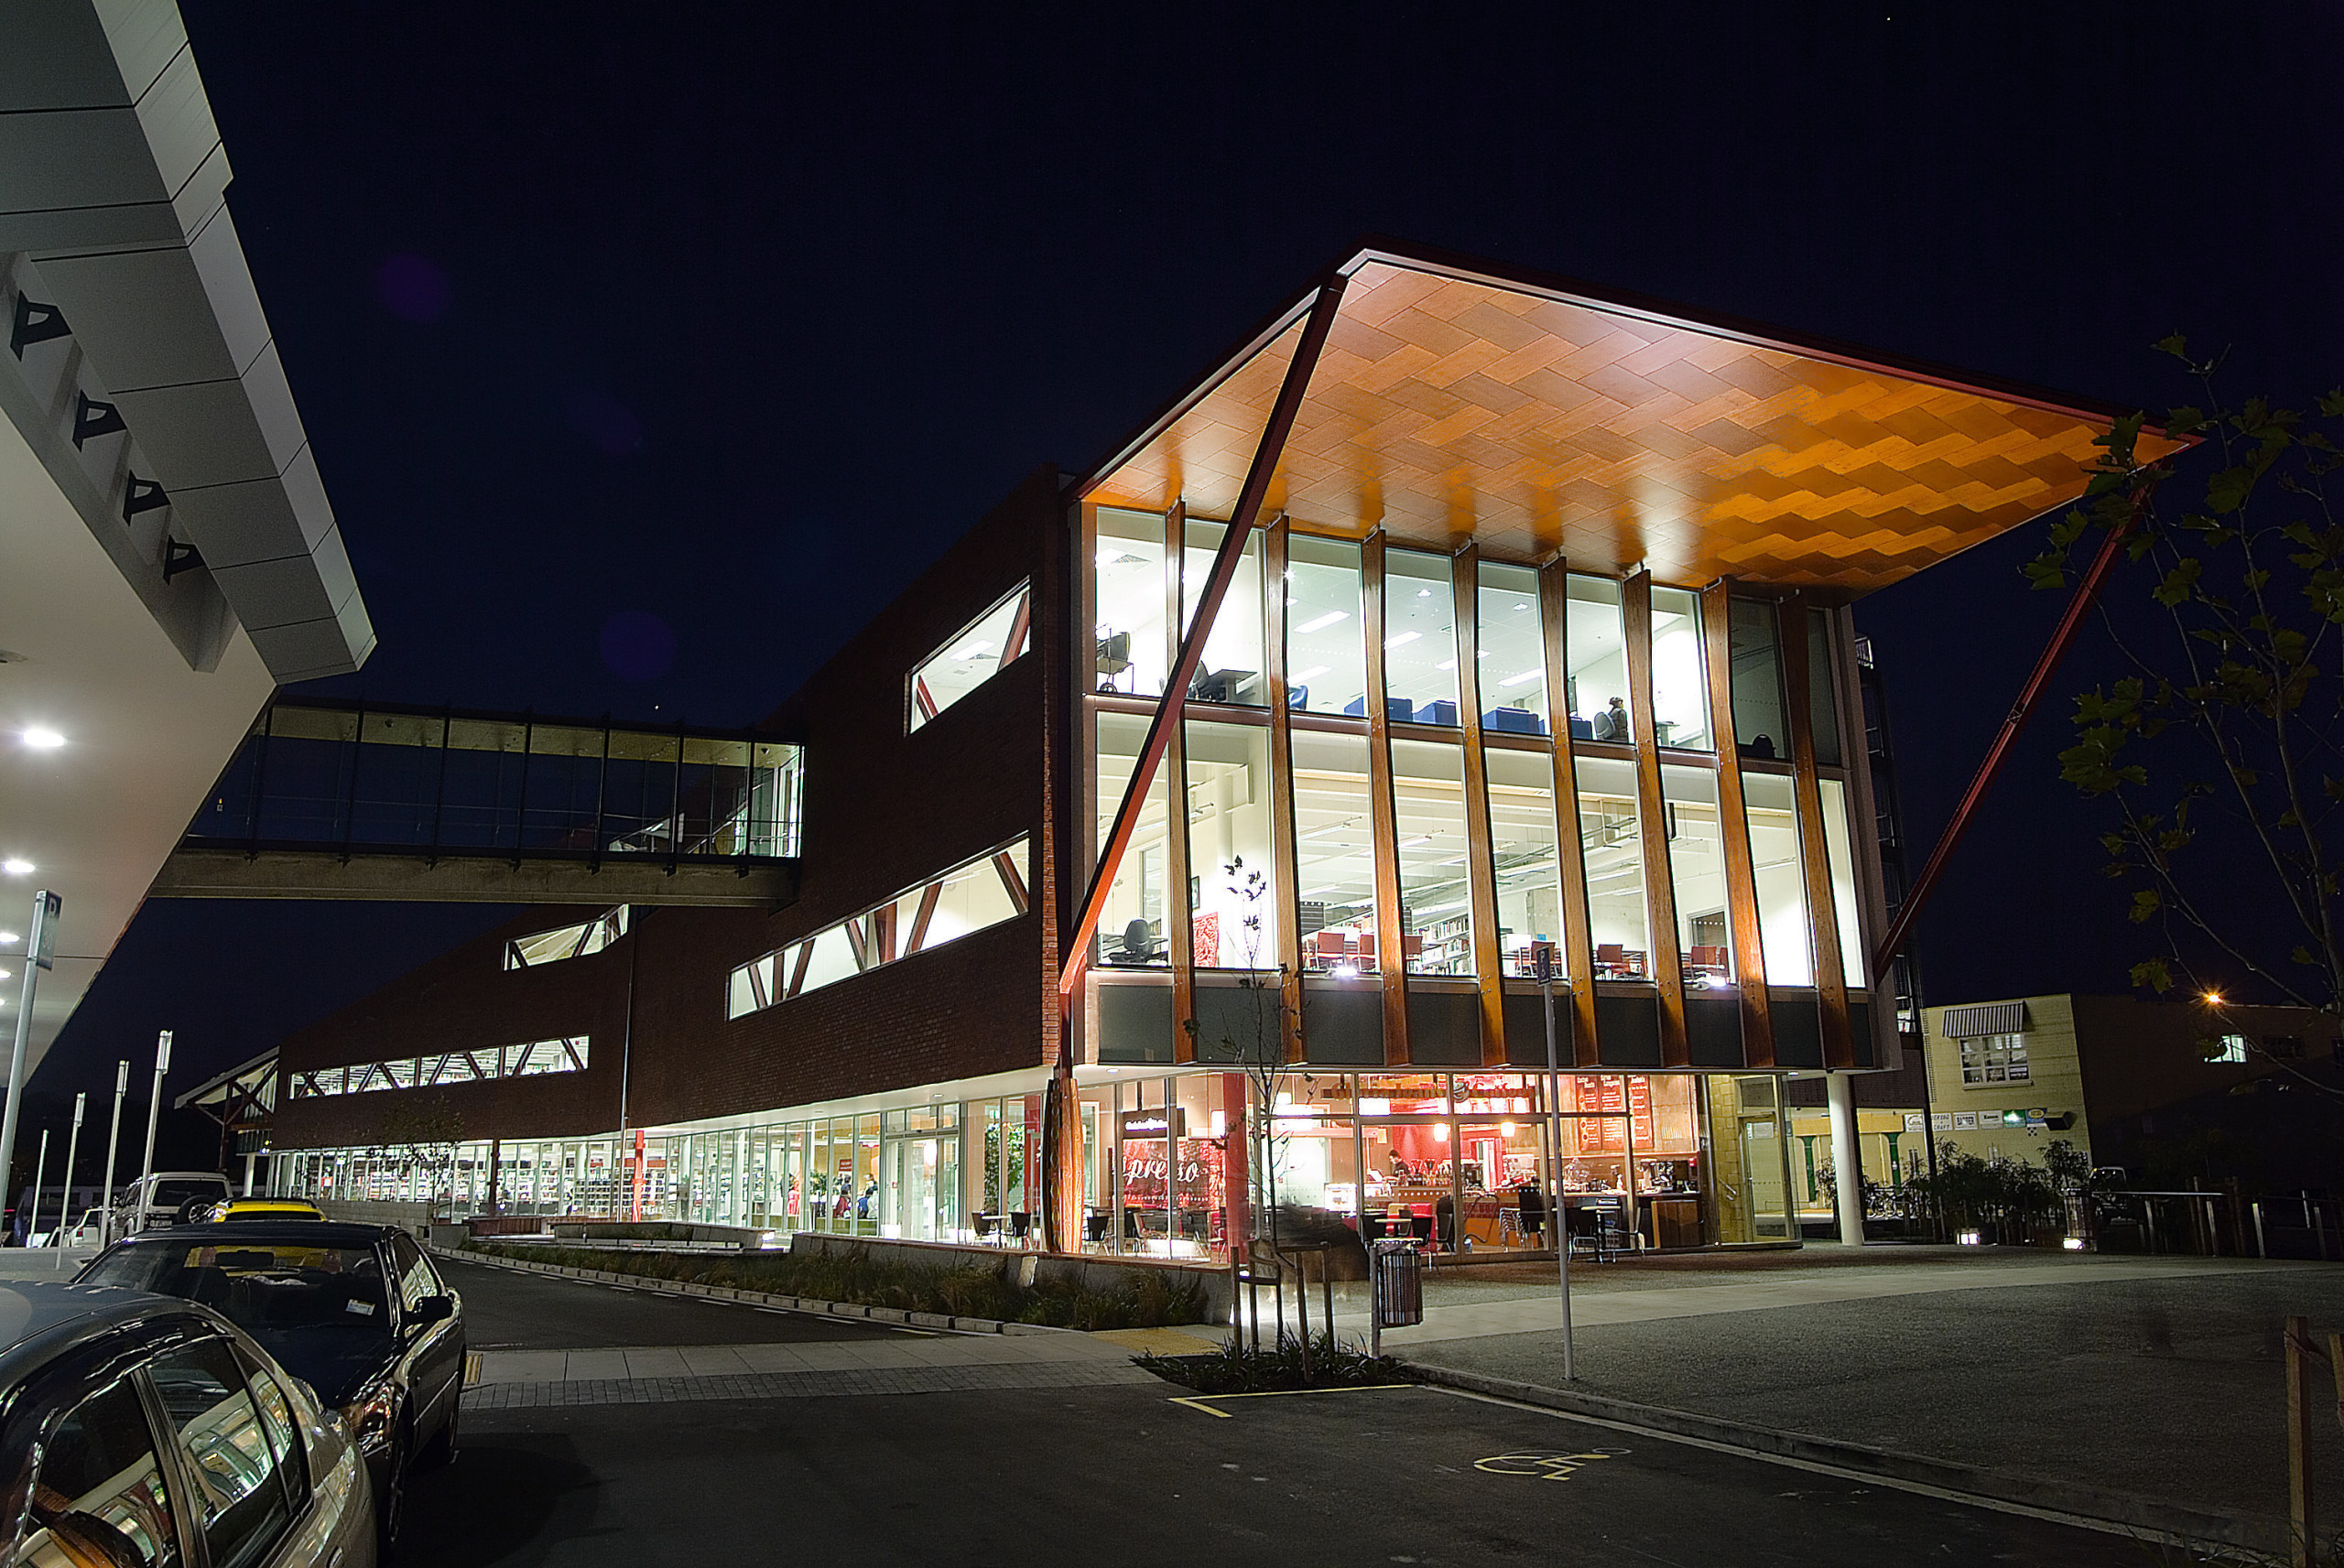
1;860;31;876
0;932;16;946
20;729;64;750
1295;611;1349;635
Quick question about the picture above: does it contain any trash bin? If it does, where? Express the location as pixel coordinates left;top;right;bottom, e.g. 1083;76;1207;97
1372;1238;1424;1328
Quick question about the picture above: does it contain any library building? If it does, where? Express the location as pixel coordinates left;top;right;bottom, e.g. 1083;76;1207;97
268;241;2182;1260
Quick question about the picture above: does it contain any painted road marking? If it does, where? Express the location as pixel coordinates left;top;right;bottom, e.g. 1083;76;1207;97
1473;1449;1627;1481
1168;1385;1416;1419
462;1352;483;1389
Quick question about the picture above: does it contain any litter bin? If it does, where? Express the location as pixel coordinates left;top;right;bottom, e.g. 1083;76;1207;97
1370;1238;1423;1353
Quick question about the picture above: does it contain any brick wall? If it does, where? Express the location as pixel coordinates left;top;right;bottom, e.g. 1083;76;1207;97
276;466;1071;1149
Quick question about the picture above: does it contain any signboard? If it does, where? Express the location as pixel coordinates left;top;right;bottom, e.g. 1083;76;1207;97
31;891;60;971
1120;1107;1187;1141
1903;1113;1925;1134
1931;1113;1953;1131
1952;1111;1978;1130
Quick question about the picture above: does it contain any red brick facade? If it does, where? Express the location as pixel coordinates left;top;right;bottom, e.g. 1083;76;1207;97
275;467;1071;1150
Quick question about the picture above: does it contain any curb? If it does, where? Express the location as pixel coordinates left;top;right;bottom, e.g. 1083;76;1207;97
425;1241;1077;1339
1408;1364;2277;1552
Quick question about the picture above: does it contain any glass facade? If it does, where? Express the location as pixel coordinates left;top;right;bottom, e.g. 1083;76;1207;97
1383;549;1460;724
1182;521;1267;706
1094;508;1169;697
910;580;1032;730
1185;720;1278;968
1476;562;1546;735
1564;575;1631;741
1576;755;1651;975
1392;740;1473;975
1292;730;1375;972
1286;535;1368;717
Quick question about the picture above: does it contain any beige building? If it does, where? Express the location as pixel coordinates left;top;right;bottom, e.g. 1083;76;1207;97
1920;994;2341;1187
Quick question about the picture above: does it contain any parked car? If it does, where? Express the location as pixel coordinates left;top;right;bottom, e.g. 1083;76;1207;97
110;1172;235;1234
0;1278;374;1566
75;1222;463;1547
203;1198;329;1225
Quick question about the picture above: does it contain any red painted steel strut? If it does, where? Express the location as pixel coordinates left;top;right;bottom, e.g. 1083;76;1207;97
1057;274;1350;1006
1872;491;2151;974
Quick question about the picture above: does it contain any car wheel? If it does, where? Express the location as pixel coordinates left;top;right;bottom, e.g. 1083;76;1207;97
376;1428;410;1552
176;1196;212;1225
418;1397;460;1469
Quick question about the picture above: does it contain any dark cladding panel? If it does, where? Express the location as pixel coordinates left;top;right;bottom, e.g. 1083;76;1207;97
1097;982;1174;1065
1687;994;1743;1068
1192;983;1284;1065
1770;989;1824;1069
1501;989;1572;1068
1594;992;1663;1067
1406;989;1481;1066
1302;984;1384;1065
1850;1001;1876;1069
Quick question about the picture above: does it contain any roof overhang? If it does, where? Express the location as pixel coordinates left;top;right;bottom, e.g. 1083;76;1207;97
1079;239;2188;597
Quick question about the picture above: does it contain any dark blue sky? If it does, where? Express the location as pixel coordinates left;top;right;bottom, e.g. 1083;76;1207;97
34;3;2344;1114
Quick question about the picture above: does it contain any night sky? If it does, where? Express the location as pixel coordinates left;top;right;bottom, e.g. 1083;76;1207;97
29;5;2344;1145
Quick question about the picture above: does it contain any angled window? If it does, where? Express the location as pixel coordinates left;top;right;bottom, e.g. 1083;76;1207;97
728;838;1031;1016
505;907;628;970
909;582;1032;732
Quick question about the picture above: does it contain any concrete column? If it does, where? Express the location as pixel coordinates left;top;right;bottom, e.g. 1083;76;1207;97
1827;1073;1865;1247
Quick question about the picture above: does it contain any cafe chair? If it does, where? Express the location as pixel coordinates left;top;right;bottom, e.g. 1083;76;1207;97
1007;1211;1033;1247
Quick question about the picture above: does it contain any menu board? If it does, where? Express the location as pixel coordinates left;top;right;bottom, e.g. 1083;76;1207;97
1569;1076;1655;1152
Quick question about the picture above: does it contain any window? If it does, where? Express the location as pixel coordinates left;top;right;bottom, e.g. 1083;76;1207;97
294;1038;587;1097
1184;721;1278;968
1292;730;1375;974
1286;535;1367;717
1663;765;1731;984
1576;755;1650;976
390;1232;439;1312
1475;562;1546;735
1805;610;1842;766
1486;748;1564;978
1093;712;1171;968
1742;773;1814;986
1094;509;1169;697
1818;777;1866;988
146;1339;295;1568
1393;740;1473;975
505;907;627;969
1384;550;1460;725
1959;1033;2030;1085
1565;577;1631;741
1181;522;1267;706
2210;1033;2250;1065
233;1357;308;1519
10;1380;179;1568
909;580;1032;731
727;838;1031;1017
1728;598;1788;760
1649;587;1710;751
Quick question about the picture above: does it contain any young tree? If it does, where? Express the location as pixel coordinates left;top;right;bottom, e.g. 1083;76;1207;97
1183;858;1297;1250
369;1094;466;1213
2035;348;2344;1091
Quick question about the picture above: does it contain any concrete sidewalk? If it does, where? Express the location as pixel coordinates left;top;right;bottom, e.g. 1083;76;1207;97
1382;1248;2344;1534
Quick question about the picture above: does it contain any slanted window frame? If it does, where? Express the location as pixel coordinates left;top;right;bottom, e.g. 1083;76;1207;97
907;582;1033;734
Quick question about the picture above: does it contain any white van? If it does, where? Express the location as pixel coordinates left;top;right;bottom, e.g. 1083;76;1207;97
109;1172;233;1237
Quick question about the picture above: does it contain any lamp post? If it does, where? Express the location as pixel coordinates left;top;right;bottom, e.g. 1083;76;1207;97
98;1061;126;1247
25;1129;47;1249
0;891;62;1234
1535;946;1575;1381
133;1032;170;1233
58;1093;82;1268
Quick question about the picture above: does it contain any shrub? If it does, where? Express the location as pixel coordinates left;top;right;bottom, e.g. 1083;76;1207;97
1134;1332;1416;1394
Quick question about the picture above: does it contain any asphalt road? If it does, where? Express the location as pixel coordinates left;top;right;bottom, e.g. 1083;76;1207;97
437;1253;913;1347
400;1261;2151;1567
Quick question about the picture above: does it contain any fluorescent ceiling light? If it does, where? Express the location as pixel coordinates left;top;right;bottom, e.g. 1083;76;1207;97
1293;665;1330;682
1499;670;1543;687
20;730;64;750
1;860;31;876
0;932;15;946
1398;835;1431;848
1295;611;1349;635
1385;632;1421;649
1416;588;1433;598
949;640;993;659
1435;659;1457;671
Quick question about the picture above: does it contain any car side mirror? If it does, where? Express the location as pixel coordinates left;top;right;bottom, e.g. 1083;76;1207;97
409;1294;454;1326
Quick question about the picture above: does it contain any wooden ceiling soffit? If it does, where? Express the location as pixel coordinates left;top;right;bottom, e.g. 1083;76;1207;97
1082;261;2187;596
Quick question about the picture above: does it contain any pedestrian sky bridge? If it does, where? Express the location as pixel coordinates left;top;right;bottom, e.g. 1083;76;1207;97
152;699;803;907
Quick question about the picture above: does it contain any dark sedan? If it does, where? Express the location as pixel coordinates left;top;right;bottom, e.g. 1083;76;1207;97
76;1220;463;1547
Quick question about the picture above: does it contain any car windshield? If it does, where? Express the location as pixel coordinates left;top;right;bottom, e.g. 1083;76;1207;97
82;1242;392;1337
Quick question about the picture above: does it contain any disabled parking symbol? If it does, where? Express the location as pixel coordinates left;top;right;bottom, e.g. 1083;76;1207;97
1473;1448;1627;1480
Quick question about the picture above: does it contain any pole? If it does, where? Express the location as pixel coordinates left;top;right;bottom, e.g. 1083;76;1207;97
26;1130;48;1248
59;1093;82;1269
1536;949;1574;1381
1827;1072;1866;1248
0;891;61;1233
134;1032;170;1232
98;1061;126;1247
2284;1314;2313;1568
